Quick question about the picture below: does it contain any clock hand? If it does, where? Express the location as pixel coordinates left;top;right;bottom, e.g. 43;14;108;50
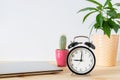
81;51;83;61
80;51;83;62
74;59;81;61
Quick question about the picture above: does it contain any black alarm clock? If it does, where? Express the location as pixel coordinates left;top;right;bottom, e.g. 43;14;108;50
67;36;96;75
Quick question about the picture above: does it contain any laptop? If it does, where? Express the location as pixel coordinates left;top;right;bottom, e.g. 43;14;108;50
0;62;63;78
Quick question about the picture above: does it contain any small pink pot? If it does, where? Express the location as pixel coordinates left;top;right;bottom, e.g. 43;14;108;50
56;49;69;67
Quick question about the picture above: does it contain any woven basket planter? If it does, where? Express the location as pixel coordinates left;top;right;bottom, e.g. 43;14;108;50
93;35;119;66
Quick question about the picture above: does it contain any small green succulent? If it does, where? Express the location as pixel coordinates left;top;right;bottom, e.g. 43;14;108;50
59;35;67;50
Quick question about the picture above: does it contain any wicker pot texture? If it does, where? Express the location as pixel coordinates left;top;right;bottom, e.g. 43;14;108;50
93;35;119;66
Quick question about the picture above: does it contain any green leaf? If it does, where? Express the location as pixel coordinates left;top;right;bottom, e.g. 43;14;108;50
96;13;103;28
82;11;97;23
77;7;98;13
107;10;117;18
108;19;119;33
116;13;120;18
94;22;103;30
108;1;113;8
114;3;120;6
94;22;100;29
104;7;117;10
103;21;111;38
113;13;120;19
104;0;111;7
113;25;119;33
104;2;115;11
96;6;102;10
87;0;103;7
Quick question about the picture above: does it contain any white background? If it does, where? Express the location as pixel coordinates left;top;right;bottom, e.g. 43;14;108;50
0;0;120;61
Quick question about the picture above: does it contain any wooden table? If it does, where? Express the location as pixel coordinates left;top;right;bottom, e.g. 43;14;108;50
0;61;120;80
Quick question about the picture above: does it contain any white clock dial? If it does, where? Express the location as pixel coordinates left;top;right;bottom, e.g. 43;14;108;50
67;46;95;75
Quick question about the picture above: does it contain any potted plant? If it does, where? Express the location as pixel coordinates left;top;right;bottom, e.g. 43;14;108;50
56;35;69;67
78;0;120;66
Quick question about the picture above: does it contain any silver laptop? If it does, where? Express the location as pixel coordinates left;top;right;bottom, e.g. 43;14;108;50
0;62;63;78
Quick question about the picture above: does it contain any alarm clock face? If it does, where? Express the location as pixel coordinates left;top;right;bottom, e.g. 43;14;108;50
67;46;96;75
